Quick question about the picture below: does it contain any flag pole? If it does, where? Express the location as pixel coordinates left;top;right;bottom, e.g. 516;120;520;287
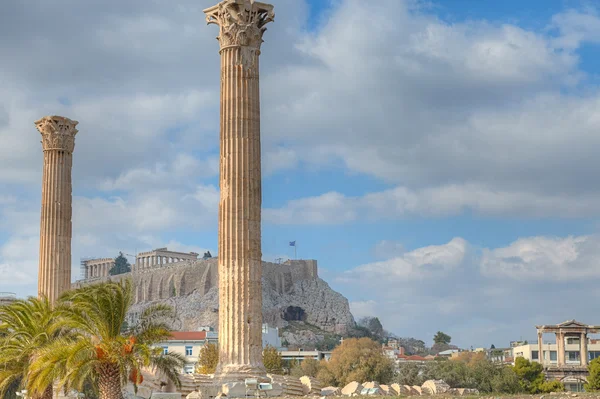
295;243;297;260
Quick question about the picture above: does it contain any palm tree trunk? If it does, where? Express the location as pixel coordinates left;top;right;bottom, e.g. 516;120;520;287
98;363;123;399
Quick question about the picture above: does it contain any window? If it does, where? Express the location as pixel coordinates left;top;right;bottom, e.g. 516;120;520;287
550;351;557;361
590;351;600;360
567;338;580;345
568;351;580;361
186;346;193;356
162;346;168;355
532;351;539;360
184;365;194;374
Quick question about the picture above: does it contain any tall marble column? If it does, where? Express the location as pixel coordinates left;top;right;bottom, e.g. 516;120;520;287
204;0;274;379
35;116;78;304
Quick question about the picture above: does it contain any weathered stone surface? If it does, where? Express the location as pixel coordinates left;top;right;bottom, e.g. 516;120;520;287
412;385;423;395
341;382;363;396
321;387;341;397
150;394;181;399
379;384;391;396
79;258;355;347
422;380;450;395
389;384;402;396
300;376;322;396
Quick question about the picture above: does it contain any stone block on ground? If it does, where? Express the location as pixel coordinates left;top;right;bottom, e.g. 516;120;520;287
411;385;422;395
321;387;341;396
422;379;450;395
401;385;416;395
151;394;181;399
301;376;323;396
361;382;380;390
388;384;401;396
379;385;391;396
221;382;247;398
186;391;202;399
341;382;363;396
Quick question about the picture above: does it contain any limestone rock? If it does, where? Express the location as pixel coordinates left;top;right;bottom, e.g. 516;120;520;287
321;387;341;396
411;386;423;395
422;380;450;395
389;384;402;396
300;376;322;396
106;259;356;347
379;385;391;396
341;382;363;396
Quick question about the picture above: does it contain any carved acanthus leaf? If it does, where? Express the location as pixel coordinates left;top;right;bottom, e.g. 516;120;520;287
35;116;79;152
204;0;274;51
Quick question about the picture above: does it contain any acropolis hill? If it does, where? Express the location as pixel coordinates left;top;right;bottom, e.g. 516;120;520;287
73;252;355;347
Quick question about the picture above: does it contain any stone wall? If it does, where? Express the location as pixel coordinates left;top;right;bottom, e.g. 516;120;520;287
73;258;320;304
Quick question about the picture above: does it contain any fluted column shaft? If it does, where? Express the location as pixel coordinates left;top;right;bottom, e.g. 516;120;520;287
217;45;263;375
205;0;274;379
36;116;78;304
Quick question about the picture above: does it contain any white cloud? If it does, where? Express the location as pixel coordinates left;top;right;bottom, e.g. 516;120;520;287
333;234;600;347
265;184;600;225
340;238;467;282
481;235;600;280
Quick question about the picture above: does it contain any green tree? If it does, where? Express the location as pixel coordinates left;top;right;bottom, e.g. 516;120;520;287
433;331;452;345
395;362;425;386
196;343;219;374
109;252;131;276
0;296;64;399
585;357;600;391
490;366;522;394
318;337;394;387
27;280;185;399
263;345;283;374
512;357;547;393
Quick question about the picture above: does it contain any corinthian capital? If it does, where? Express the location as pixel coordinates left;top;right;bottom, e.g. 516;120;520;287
35;116;79;153
204;0;275;51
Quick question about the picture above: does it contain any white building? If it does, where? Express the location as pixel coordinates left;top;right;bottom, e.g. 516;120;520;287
262;324;282;349
158;331;218;374
157;324;282;374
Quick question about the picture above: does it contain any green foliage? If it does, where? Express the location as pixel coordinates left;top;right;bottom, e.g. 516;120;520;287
512;357;563;393
433;331;452;345
196;343;219;374
538;380;565;393
396;362;425;386
489;366;522;394
316;335;341;351
263;345;283;374
585;357;600;391
27;280;185;398
109;252;131;276
318;337;394;387
0;296;63;398
397;358;524;394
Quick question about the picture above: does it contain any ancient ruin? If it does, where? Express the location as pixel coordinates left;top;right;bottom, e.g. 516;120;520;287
536;320;600;385
203;0;275;381
35;116;79;304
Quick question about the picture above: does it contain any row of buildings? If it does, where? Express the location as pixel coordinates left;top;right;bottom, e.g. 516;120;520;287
157;324;333;375
380;320;599;392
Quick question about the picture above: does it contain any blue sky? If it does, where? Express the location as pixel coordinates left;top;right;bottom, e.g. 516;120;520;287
3;0;600;348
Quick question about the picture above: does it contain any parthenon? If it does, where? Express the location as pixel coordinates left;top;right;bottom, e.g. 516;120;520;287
133;248;199;272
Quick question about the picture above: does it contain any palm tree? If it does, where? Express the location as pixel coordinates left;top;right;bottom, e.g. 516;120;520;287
0;296;62;399
28;280;185;399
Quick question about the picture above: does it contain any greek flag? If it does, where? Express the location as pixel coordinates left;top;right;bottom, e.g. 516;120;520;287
289;241;296;247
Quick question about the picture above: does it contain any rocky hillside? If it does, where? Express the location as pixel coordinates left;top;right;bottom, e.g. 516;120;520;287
124;259;355;347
